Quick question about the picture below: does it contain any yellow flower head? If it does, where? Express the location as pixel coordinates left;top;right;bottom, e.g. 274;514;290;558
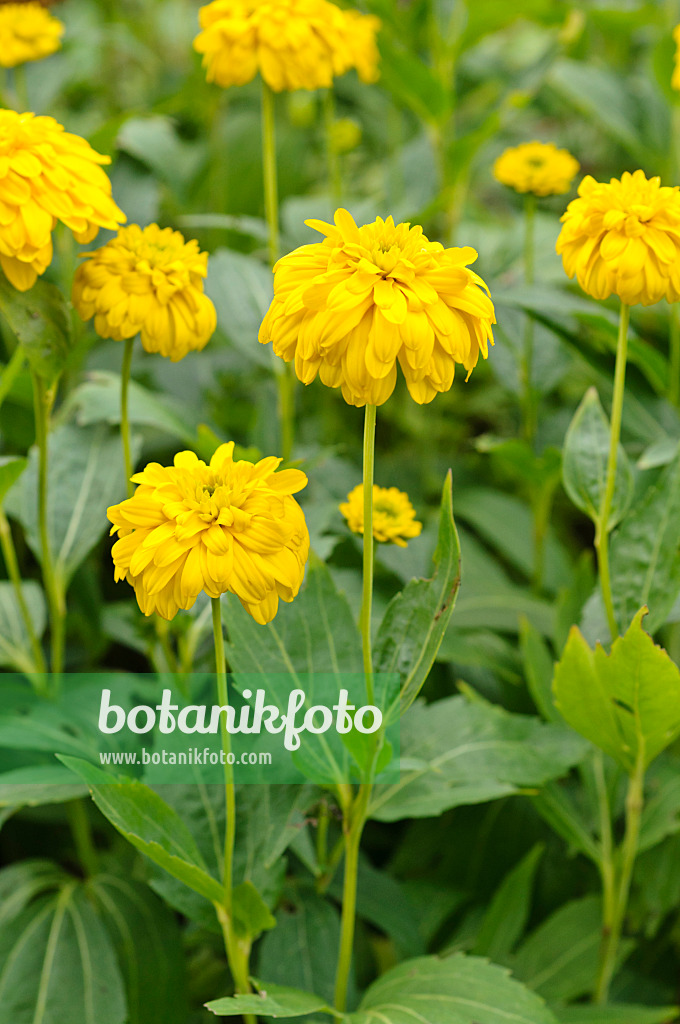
107;443;310;624
556;170;680;307
258;208;496;407
193;0;354;92
0;1;63;68
493;141;580;197
72;224;217;361
0;109;125;292
673;25;680;91
341;9;380;84
340;483;422;547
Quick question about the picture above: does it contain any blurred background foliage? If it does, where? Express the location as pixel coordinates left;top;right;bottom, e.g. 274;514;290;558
2;0;680;1019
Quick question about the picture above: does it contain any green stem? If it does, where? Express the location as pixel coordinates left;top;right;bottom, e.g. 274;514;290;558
0;343;26;413
0;506;46;678
593;751;617;938
120;337;135;498
669;303;680;407
211;598;254;1020
66;799;99;877
261;78;280;268
323;89;342;206
32;372;65;676
334;784;371;1013
360;405;377;706
278;362;295;463
594;754;645;1004
521;193;537;443
595;303;630;642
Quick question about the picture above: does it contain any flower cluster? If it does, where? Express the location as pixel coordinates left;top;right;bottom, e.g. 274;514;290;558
493;141;580;197
107;444;310;624
0;1;63;68
556;170;680;306
193;0;379;92
340;483;422;547
0;110;125;291
72;224;217;361
259;208;496;407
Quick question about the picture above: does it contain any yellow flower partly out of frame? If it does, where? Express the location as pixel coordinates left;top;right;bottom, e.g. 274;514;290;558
0;109;125;292
0;2;63;68
193;0;354;92
673;25;680;90
493;141;580;197
72;224;217;361
340;483;422;547
107;443;310;624
556;170;680;307
258;208;496;407
342;9;380;84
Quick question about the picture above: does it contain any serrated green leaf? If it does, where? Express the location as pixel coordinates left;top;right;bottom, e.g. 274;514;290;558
206;980;332;1018
553;608;680;773
60;757;224;905
0;275;70;383
374;471;461;713
562;387;633;529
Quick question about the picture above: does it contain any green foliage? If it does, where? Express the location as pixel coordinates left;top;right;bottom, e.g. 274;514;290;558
206;981;331;1018
0;276;70;384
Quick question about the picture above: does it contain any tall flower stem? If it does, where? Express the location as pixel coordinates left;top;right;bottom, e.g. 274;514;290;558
261;78;295;462
120;337;135;498
594;303;630;642
334;403;378;1013
360;403;377;705
594;754;645;1004
32;372;65;676
521;193;537;443
323;89;342;206
211;597;255;1022
0;506;46;678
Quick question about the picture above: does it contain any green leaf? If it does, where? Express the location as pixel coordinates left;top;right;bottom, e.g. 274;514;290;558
64;371;195;444
206;980;332;1018
531;781;601;864
609;450;680;634
511;896;629;1002
117;115;204;187
232;880;276;941
368;695;588;822
374;471;461;713
553;608;680;773
0;580;46;672
5;424;134;586
205;248;273;368
60;757;224;905
378;39;452;125
0;275;70;383
473;843;544;963
0;765;85;810
562;387;633;529
0;456;26;504
520;617;559;722
638;756;680;853
0;878;127;1024
553;1006;680;1024
89;875;187;1024
346;953;558;1024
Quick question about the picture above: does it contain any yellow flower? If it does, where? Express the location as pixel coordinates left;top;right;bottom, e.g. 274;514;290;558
0;110;125;292
340;483;422;547
673;25;680;91
341;9;380;84
258;208;496;407
556;170;680;307
72;224;217;361
0;1;63;68
193;0;353;92
493;141;579;197
107;443;310;624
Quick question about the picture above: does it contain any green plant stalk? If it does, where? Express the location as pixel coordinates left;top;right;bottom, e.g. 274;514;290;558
120;337;135;498
211;598;255;1021
32;372;65;676
334;783;371;1012
521;193;537;444
593;751;617;943
594;753;645;1004
0;506;47;677
66;798;99;877
669;303;680;407
360;404;377;706
594;302;630;642
323;89;342;206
